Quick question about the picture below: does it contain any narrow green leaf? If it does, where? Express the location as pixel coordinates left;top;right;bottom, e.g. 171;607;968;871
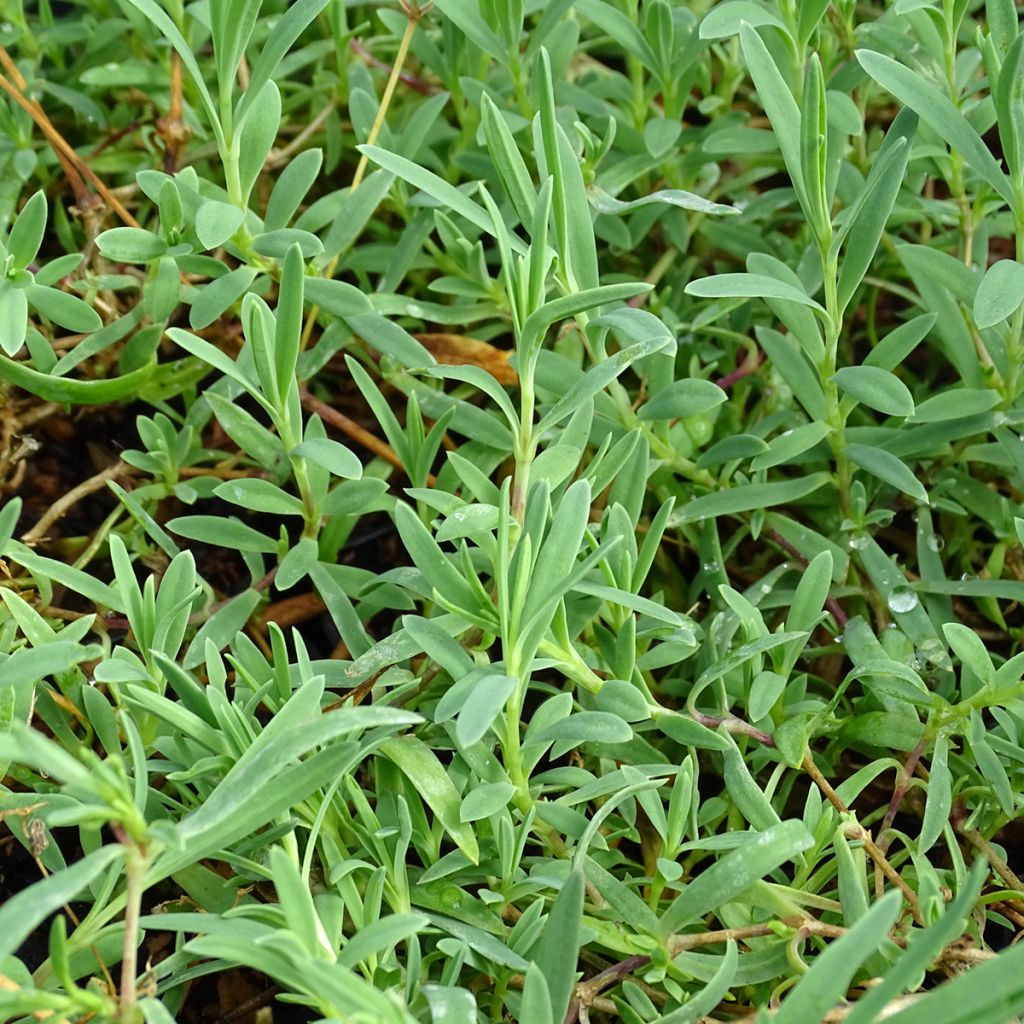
857;49;1014;206
739;23;809;218
685;273;823;310
359;144;526;254
533;868;584;1022
846;444;929;503
0;843;122;961
919;733;951;854
379;736;480;863
671;474;832;525
659;820;813;935
774;892;901;1024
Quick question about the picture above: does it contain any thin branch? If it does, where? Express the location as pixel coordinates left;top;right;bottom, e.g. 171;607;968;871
0;48;139;227
20;461;130;544
803;753;924;925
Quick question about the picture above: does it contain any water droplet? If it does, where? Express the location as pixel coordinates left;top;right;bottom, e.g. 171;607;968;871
702;561;719;573
960;572;976;582
887;587;919;614
848;534;869;551
918;639;952;668
927;535;945;552
406;303;424;318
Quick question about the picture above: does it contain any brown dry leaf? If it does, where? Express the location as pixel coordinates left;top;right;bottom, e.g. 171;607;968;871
415;333;518;385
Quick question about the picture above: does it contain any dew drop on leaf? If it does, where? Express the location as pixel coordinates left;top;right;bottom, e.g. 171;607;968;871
887;587;919;614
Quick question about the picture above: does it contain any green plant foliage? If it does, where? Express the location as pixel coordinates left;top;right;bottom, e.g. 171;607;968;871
1;1;1024;1022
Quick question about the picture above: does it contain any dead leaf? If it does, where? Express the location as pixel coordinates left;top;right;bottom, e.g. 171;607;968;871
415;333;517;385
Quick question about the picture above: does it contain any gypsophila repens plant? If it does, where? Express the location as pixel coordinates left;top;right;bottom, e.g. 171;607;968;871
2;1;1024;1022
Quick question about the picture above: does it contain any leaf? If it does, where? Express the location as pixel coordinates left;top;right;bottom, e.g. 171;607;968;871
739;23;809;219
95;226;168;262
659;820;813;935
973;259;1024;328
273;243;304;402
480;92;536;227
0;640;101;689
685;273;823;310
337;913;431;972
942;622;994;684
455;672;519;746
856;49;1014;206
167;515;278;553
428;0;508;62
264;148;323;231
832;366;915;417
292;438;363;479
213;478;305;516
0;283;28;355
836;114;915;313
589;185;736;217
460;782;517;821
0;843;122;961
8;189;47;269
533;711;633;748
238;81;281;202
26;285;102;334
846;444;929;503
670;473;832;525
252;228;323;259
359;144;526;254
638;379;727;420
700;1;786;39
348;311;435;368
379;736;480;863
533;868;585;1022
196;200;244;250
519;965;555;1024
864;313;936;371
9;544;120;607
190;266;259;329
919;733;951;854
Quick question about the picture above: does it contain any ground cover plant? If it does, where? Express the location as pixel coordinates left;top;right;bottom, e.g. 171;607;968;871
2;0;1024;1021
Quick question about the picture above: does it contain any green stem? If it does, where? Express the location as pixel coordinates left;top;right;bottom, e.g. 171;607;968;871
820;255;851;518
119;842;148;1024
